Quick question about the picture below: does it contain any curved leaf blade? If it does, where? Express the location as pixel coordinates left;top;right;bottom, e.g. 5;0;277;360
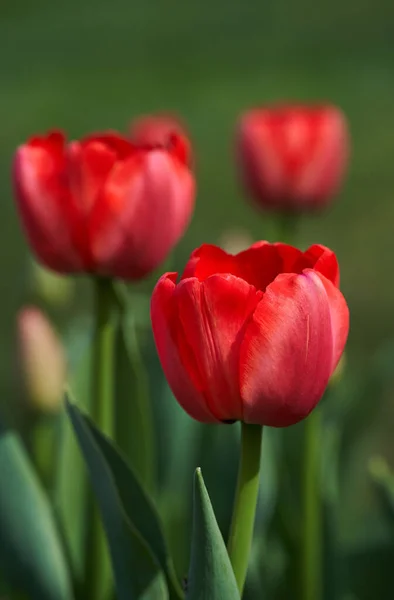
66;399;168;600
83;407;183;600
0;424;73;600
187;468;240;600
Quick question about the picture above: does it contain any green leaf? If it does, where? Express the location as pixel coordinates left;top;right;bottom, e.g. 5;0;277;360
113;284;156;494
0;422;73;600
187;468;240;600
66;399;169;600
79;404;183;600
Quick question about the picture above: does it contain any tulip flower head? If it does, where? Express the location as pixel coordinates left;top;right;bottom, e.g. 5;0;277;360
130;113;192;167
13;130;195;280
151;242;349;427
236;104;349;212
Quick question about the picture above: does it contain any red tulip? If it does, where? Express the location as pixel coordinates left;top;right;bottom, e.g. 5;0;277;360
13;130;195;279
151;242;349;427
130;113;192;166
236;104;349;211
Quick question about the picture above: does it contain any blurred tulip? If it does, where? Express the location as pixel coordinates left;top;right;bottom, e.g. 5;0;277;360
18;307;66;414
151;242;349;427
236;104;349;212
130;113;192;166
29;258;74;308
13;130;195;280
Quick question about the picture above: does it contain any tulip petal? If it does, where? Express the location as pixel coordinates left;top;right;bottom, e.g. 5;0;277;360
313;272;349;369
182;243;283;292
92;151;194;279
66;141;119;268
181;245;238;280
82;132;134;160
240;270;335;426
171;275;262;421
66;141;118;214
13;143;82;273
302;244;340;286
151;273;218;423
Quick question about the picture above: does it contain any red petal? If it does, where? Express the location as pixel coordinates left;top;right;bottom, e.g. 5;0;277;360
151;273;218;422
65;140;119;269
130;116;192;166
313;272;349;369
91;150;195;279
28;130;65;154
182;242;282;291
82;131;134;160
13;143;82;273
181;245;237;280
171;275;262;420
302;244;340;286
240;270;335;426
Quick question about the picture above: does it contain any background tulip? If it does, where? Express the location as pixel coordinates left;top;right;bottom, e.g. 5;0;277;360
151;242;349;427
13;130;195;280
130;113;193;166
236;104;349;212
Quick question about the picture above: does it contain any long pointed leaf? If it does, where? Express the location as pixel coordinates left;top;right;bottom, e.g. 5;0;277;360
187;468;240;599
83;407;183;600
0;423;73;600
66;399;168;600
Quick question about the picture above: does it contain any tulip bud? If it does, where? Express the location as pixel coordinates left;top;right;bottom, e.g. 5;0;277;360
130;113;192;166
236;104;349;212
18;307;66;414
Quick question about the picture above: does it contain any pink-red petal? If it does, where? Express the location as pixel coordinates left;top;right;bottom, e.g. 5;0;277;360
13;144;82;273
170;274;262;420
302;245;340;286
92;150;195;279
240;270;334;426
151;273;218;422
313;272;349;370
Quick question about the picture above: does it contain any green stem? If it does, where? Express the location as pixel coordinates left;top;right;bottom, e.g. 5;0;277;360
277;212;298;245
227;422;263;596
113;282;156;494
91;277;116;437
301;409;322;600
85;277;117;600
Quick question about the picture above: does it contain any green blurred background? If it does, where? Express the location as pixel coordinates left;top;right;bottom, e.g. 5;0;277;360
2;0;394;596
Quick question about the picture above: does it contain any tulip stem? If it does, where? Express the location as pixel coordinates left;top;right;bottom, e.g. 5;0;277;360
278;212;298;244
113;282;156;495
85;277;117;600
91;277;116;438
301;408;322;600
228;422;263;595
